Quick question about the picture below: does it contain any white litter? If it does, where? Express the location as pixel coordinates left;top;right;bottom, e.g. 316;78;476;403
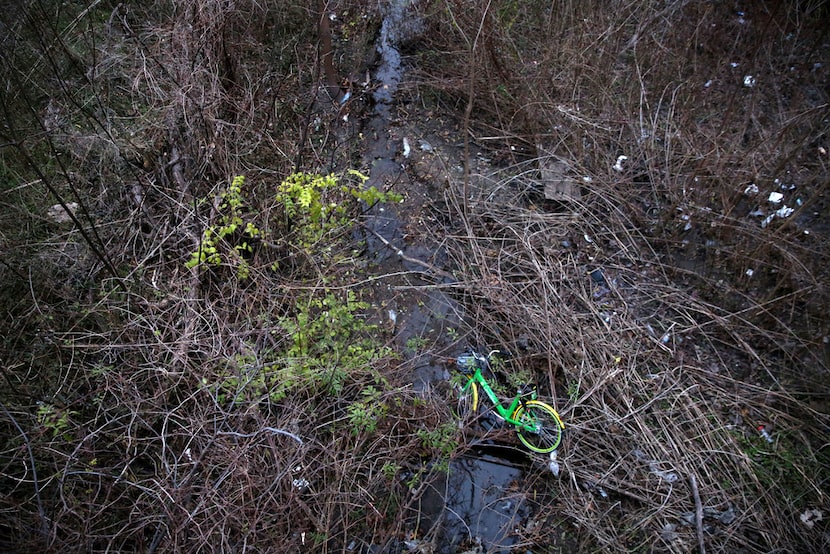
402;137;411;158
800;508;823;529
775;206;794;218
743;75;756;87
744;183;759;195
612;155;628;172
768;191;784;204
548;451;560;476
761;205;794;228
47;202;78;224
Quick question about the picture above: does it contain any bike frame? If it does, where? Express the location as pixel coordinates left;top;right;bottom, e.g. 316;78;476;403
462;366;539;432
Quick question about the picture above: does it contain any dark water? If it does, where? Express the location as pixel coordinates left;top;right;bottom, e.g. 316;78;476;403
419;452;530;553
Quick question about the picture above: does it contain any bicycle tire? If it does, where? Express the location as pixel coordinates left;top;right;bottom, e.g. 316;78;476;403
513;400;564;453
455;381;478;422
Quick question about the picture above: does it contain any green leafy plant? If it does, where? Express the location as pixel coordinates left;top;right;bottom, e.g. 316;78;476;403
381;461;400;480
405;336;429;352
186;175;261;279
275;170;401;251
347;385;388;435
211;291;392;405
280;290;390;394
37;403;76;439
417;422;458;460
567;380;580;402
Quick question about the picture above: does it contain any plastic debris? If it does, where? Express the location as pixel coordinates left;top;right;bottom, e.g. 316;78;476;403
633;449;679;483
653;468;678;483
712;505;737;525
582;480;608;497
744;183;759;195
681;505;737;526
704;79;713;88
419;140;432;152
293;465;310;490
768;191;784;204
660;523;678;542
402;137;411;158
589;268;608;286
612;155;628;172
800;508;823;529
745;268;754;278
775;206;794;218
548;451;560;476
47;202;78;224
757;425;773;444
761;205;795;228
743;75;756;87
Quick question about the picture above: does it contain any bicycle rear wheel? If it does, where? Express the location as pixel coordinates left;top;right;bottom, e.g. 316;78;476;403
455;381;478;423
513;400;564;453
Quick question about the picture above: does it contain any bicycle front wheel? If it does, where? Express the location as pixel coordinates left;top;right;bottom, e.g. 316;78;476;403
455;381;478;423
513;400;564;453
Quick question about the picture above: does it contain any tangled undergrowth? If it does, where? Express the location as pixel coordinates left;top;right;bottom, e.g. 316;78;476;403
1;0;829;553
413;0;830;550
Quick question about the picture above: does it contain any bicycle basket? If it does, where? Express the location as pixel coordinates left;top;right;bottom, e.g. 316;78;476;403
456;353;483;374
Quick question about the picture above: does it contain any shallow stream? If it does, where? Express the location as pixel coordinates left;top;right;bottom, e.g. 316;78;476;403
357;2;538;551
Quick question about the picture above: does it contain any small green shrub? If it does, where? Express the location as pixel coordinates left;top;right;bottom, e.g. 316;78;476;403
417;421;458;459
348;385;388;435
186;175;261;279
211;291;392;405
276;170;401;251
36;403;76;439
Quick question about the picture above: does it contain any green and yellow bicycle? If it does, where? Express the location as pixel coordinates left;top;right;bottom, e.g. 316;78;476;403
455;350;565;454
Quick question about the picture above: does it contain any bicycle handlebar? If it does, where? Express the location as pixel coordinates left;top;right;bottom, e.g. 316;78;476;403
456;349;506;373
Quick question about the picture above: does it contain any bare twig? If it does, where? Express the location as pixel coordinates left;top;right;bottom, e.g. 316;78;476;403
0;401;49;538
690;473;706;554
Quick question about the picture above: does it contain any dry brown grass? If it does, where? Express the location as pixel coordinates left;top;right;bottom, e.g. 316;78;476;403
412;0;830;551
1;1;828;553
